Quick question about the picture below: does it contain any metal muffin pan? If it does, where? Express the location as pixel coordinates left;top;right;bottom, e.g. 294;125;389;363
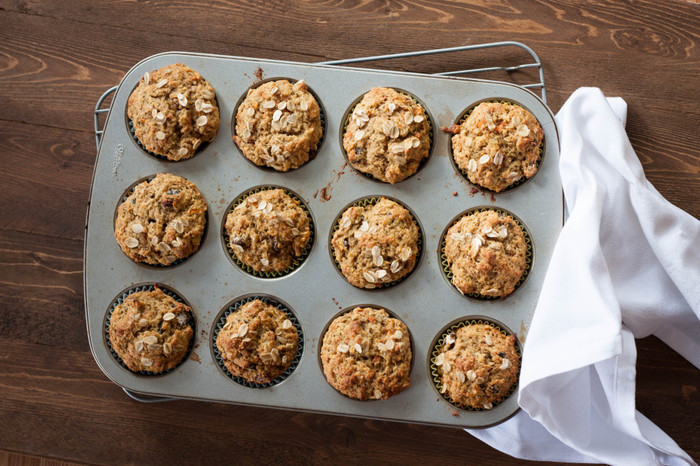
85;51;562;429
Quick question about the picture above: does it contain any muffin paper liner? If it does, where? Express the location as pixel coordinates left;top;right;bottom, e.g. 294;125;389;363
439;206;533;301
115;174;209;268
340;88;435;183
428;317;522;411
221;185;314;278
211;294;304;389
230;77;326;172
448;99;545;193
329;196;424;290
104;283;196;376
318;304;414;401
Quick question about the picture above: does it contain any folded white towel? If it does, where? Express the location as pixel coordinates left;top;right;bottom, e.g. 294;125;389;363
467;88;700;465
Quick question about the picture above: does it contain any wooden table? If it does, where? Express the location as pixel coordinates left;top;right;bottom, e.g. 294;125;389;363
1;1;698;464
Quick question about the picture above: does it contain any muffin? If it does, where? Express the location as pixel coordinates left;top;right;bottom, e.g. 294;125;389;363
321;307;411;400
450;101;543;192
224;188;311;274
108;287;194;373
343;87;431;183
434;323;520;409
233;79;323;171
444;209;527;298
331;198;420;289
127;63;220;160
215;299;299;384
115;173;207;266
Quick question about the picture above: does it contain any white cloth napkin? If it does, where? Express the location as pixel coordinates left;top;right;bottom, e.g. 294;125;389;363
467;87;700;465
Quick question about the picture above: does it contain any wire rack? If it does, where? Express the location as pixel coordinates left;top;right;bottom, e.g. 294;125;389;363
92;41;546;403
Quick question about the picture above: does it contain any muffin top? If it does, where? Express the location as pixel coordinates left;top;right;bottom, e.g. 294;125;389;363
224;188;311;274
434;324;520;409
321;307;411;400
233;79;323;171
331;198;419;289
215;299;299;384
108;287;194;373
343;87;430;183
115;173;207;266
127;63;220;160
444;209;527;298
450;101;543;192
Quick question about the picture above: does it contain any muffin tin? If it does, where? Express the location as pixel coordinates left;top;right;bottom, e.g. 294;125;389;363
85;51;562;429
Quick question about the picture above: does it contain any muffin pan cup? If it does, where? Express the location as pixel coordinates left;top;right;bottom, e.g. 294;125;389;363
318;304;415;401
427;316;522;419
221;185;315;278
447;99;545;193
104;283;197;376
438;206;534;301
85;52;562;429
339;88;436;183
328;195;424;290
211;293;304;388
115;174;209;268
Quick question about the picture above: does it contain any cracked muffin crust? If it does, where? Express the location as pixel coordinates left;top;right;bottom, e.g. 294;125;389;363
233;79;323;171
115;173;207;266
331;198;420;289
224;188;311;274
450;101;543;192
127;63;220;160
108;287;194;373
321;307;411;400
215;299;299;384
434;323;519;409
444;209;527;298
343;87;430;183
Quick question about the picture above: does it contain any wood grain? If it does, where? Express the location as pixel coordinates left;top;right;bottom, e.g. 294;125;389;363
0;0;698;464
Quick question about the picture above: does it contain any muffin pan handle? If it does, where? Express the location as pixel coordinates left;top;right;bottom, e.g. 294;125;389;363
122;388;178;403
94;85;118;150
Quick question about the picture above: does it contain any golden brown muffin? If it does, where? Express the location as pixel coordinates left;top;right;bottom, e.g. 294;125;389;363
343;87;430;183
451;101;543;192
233;79;323;171
331;198;420;289
444;210;527;298
115;173;207;266
224;188;311;274
215;299;299;384
127;63;220;160
321;307;411;400
108;287;194;373
435;324;520;409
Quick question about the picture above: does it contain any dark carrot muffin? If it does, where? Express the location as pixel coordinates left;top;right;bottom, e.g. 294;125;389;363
224;188;311;274
127;63;220;160
233;79;323;171
434;323;520;409
321;307;411;400
331;198;419;289
215;299;299;384
451;101;543;192
115;173;207;266
444;209;527;298
108;287;194;373
343;87;430;183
